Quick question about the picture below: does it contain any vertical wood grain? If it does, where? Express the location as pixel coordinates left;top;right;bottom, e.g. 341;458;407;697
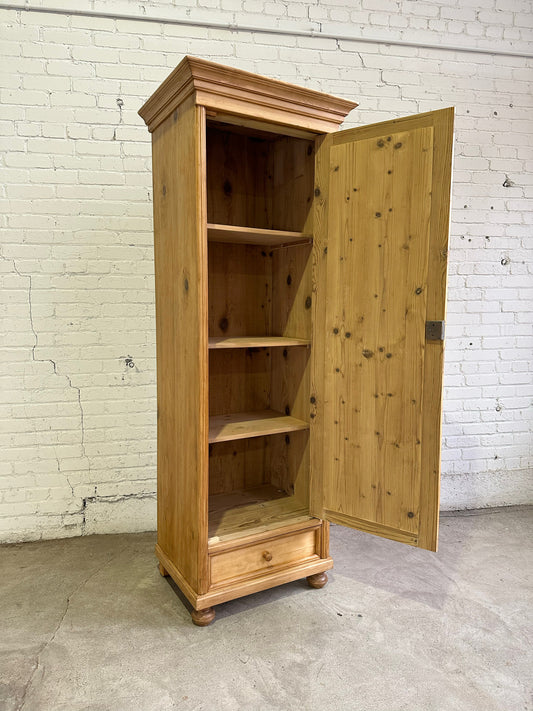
309;134;329;518
209;349;271;416
311;109;454;551
208;437;269;494
208;243;272;338
270;136;315;232
152;97;209;592
417;108;454;551
206;126;272;228
271;244;313;339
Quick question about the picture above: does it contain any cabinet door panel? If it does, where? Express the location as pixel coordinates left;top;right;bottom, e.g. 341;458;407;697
310;109;453;551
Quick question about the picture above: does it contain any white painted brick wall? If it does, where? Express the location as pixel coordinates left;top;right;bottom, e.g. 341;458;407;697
1;0;532;543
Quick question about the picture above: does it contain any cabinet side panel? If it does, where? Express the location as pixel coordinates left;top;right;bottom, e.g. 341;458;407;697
270;136;315;232
309;134;328;517
152;97;208;592
270;243;313;507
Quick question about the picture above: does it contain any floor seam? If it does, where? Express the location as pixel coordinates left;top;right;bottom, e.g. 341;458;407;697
15;545;128;711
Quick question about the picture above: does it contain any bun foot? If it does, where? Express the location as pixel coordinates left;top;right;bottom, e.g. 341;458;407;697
159;562;169;577
307;572;328;589
191;607;216;627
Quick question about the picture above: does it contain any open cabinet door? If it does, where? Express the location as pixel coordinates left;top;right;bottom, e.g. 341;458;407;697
310;108;454;552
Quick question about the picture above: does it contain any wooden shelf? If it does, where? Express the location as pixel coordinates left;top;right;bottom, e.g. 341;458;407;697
209;336;311;349
209;409;309;444
208;484;312;544
207;223;312;247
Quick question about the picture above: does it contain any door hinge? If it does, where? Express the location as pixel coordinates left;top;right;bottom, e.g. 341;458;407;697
425;320;445;342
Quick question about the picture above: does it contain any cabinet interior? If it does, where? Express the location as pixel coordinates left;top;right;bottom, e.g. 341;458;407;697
206;119;316;544
206;121;315;231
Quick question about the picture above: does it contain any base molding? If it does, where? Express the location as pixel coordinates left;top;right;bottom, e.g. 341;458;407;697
156;543;333;610
155;544;199;607
198;557;333;608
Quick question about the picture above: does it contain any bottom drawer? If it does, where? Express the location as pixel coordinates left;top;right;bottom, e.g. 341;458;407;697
210;528;319;587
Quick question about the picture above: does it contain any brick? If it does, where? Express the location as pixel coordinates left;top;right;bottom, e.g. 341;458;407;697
94;32;141;49
46;60;95;77
72;46;121;64
42;28;92;46
1;3;532;542
1;89;49;106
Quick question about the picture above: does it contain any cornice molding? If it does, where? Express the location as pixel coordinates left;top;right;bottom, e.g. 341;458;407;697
138;56;358;134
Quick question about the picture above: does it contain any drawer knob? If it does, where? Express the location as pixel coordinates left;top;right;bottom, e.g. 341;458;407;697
262;551;273;562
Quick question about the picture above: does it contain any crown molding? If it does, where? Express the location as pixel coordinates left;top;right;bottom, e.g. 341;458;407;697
138;56;358;134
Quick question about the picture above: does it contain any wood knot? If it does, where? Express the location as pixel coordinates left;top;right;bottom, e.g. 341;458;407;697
218;317;228;332
362;349;374;359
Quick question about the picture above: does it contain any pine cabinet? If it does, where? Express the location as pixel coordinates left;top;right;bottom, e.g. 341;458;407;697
139;57;454;626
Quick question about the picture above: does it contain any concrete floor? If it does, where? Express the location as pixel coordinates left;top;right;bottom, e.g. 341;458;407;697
1;508;532;711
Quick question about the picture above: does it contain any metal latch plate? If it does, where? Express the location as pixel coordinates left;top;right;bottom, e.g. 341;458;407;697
425;320;445;342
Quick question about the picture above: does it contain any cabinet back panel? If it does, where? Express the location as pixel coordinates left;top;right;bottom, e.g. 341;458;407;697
207;126;272;228
209;437;269;494
207;124;314;232
208;243;313;340
209;349;271;416
208;433;308;506
208;243;272;337
209;347;309;417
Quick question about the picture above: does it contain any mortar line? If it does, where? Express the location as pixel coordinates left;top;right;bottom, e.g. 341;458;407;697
1;2;532;59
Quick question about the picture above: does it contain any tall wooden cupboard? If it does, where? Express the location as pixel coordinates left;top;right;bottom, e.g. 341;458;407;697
139;57;454;626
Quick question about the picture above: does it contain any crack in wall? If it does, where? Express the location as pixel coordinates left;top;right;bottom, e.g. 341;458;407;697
1;253;90;502
379;68;401;96
79;492;157;525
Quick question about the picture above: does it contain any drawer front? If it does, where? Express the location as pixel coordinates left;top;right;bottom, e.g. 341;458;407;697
210;529;318;587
